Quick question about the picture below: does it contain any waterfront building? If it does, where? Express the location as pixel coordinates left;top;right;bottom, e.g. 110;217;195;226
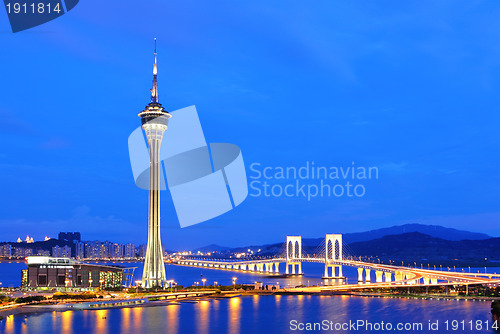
138;244;147;258
0;244;12;257
84;241;109;259
124;243;136;258
109;243;124;259
139;39;171;288
13;247;33;257
36;249;50;256
52;245;71;258
21;256;123;290
75;241;85;259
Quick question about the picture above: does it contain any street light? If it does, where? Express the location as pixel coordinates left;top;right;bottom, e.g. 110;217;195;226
214;281;218;287
202;278;206;288
232;277;237;291
167;280;174;293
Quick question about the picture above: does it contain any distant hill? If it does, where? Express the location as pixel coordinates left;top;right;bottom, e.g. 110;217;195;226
0;239;73;249
300;223;490;247
193;244;231;253
343;224;490;242
347;232;500;265
190;224;493;261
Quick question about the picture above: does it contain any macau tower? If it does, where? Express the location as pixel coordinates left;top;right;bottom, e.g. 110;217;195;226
138;39;171;288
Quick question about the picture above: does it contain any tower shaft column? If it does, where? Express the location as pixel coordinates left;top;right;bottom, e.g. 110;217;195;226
142;124;168;288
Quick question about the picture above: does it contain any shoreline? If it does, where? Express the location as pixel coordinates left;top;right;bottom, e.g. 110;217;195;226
1;290;498;320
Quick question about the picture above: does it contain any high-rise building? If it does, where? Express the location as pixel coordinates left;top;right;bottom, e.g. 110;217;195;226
139;39;171;288
75;241;85;259
124;243;136;258
138;244;147;258
52;245;71;258
0;244;12;257
14;247;33;257
58;232;81;243
84;241;104;259
37;249;50;256
109;243;124;259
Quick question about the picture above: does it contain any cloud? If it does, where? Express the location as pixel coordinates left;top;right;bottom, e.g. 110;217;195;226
0;108;37;136
39;137;71;150
378;162;409;173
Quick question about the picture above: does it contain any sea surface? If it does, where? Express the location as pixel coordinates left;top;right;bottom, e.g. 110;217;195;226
0;295;495;333
2;260;497;288
0;261;361;288
1;262;498;333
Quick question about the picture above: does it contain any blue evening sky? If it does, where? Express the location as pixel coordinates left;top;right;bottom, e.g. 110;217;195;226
0;0;499;249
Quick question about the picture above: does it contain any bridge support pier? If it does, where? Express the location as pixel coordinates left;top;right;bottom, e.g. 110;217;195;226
423;277;430;285
375;271;383;283
430;278;438;285
285;262;302;275
384;272;392;282
365;269;371;283
358;268;364;283
324;264;343;279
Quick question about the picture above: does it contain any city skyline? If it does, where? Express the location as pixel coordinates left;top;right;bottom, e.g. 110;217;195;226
0;1;499;250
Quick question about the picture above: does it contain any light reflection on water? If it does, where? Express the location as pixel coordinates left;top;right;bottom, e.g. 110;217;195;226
197;300;210;334
167;304;179;334
2;262;500;289
228;297;241;334
2;295;492;334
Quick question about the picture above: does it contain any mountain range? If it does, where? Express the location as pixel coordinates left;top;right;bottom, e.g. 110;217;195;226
192;224;497;266
194;223;491;253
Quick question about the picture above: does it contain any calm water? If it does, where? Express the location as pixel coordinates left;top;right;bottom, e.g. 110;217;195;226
2;261;497;288
1;262;498;333
0;261;361;288
0;295;494;333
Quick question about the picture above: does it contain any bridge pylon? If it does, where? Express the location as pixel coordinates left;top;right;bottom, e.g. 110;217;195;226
285;236;303;275
323;234;345;283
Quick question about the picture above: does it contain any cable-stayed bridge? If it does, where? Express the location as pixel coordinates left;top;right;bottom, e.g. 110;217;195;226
174;234;500;290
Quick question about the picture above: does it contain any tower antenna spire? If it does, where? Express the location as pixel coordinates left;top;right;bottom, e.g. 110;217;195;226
151;38;158;103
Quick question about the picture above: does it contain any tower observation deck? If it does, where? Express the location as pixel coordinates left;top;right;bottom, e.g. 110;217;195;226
138;39;171;288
